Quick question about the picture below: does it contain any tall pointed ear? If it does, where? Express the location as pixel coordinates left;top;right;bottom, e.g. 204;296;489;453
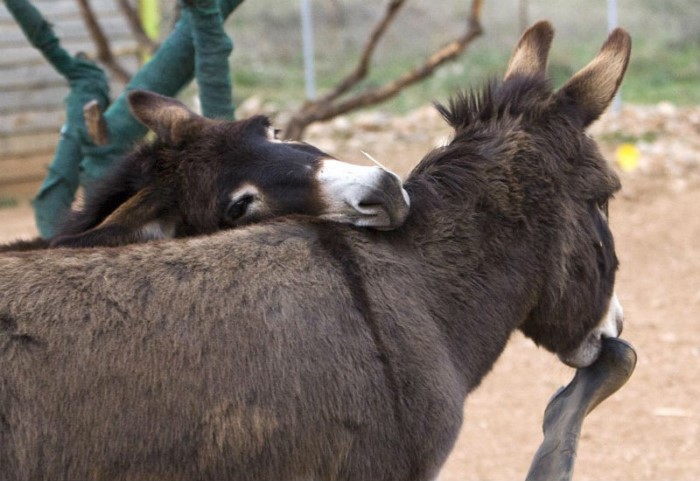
504;20;554;81
555;28;631;127
128;90;206;144
50;187;177;248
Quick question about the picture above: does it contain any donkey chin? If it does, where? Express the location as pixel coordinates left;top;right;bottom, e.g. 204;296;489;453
558;294;625;368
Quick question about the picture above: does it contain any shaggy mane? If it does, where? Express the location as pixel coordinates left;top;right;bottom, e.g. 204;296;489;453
404;75;555;223
435;75;553;131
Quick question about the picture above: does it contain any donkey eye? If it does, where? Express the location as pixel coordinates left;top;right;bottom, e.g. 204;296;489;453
226;194;254;221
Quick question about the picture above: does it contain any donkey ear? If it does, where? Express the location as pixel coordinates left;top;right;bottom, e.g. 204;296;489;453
504;20;554;81
555;28;631;127
50;187;176;248
128;90;205;144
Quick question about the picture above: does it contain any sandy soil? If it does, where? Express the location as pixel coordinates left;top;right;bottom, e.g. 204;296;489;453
1;106;698;480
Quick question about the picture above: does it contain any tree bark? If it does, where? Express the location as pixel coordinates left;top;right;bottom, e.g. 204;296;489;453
76;0;132;83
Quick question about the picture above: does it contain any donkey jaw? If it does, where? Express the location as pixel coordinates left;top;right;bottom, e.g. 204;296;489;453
559;294;625;368
316;160;411;230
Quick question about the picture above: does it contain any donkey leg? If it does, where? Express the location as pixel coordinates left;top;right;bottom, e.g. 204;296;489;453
525;338;637;481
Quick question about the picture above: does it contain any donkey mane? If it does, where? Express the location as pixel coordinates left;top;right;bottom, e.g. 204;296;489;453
404;77;550;225
406;73;620;227
58;142;162;236
436;76;553;131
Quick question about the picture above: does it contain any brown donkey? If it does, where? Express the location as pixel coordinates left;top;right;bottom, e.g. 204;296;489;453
0;22;629;480
1;90;410;250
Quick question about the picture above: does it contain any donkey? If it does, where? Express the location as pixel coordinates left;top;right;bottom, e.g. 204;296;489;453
0;22;628;480
1;90;410;250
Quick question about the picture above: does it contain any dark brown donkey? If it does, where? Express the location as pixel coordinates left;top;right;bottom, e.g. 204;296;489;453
0;22;629;480
2;90;410;250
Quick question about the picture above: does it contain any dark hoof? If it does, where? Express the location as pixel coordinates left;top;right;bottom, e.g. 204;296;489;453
547;337;637;422
525;338;637;481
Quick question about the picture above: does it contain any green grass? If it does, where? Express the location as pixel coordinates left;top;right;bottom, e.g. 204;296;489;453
230;36;700;114
232;49;513;113
0;197;18;209
599;131;659;144
622;42;700;104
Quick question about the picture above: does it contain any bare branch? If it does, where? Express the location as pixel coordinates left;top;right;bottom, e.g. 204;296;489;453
519;0;530;32
115;0;158;54
283;0;484;140
83;100;110;146
76;0;131;83
316;0;406;104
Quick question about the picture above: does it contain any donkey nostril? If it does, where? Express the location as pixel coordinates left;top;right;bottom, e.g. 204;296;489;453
357;201;382;210
355;190;387;213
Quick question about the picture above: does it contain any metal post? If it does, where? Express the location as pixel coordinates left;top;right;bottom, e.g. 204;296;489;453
607;0;622;114
300;0;317;100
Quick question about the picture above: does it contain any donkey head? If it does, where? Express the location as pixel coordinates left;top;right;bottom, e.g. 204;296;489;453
50;90;410;248
507;22;630;367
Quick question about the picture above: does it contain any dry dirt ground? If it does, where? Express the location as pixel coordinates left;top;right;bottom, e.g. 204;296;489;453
1;104;698;480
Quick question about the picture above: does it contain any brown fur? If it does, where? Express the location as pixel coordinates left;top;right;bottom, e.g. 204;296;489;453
0;23;630;480
0;91;331;251
504;20;554;80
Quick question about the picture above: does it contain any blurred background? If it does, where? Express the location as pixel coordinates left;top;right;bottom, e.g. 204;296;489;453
227;0;700;108
1;1;698;480
1;0;699;187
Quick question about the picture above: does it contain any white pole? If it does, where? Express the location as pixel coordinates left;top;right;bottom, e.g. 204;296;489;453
607;0;622;114
300;0;317;100
607;0;618;32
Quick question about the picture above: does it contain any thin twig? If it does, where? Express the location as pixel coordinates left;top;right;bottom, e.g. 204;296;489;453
326;5;483;117
361;150;389;171
115;0;158;54
283;0;484;140
316;0;406;104
76;0;131;83
83;100;110;145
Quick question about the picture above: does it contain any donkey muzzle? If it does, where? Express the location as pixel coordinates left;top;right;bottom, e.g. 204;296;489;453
559;293;624;368
316;160;410;230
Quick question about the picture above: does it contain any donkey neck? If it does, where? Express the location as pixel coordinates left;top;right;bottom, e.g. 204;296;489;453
399;138;546;389
402;126;535;272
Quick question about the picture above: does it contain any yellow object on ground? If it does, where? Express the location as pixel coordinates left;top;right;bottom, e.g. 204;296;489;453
615;143;640;172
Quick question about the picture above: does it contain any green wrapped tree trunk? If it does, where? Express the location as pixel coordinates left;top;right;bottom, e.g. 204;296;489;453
4;0;111;235
185;0;235;119
5;0;243;237
79;0;241;185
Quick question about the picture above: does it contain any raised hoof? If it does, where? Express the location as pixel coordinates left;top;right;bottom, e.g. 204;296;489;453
547;337;637;424
525;338;637;481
